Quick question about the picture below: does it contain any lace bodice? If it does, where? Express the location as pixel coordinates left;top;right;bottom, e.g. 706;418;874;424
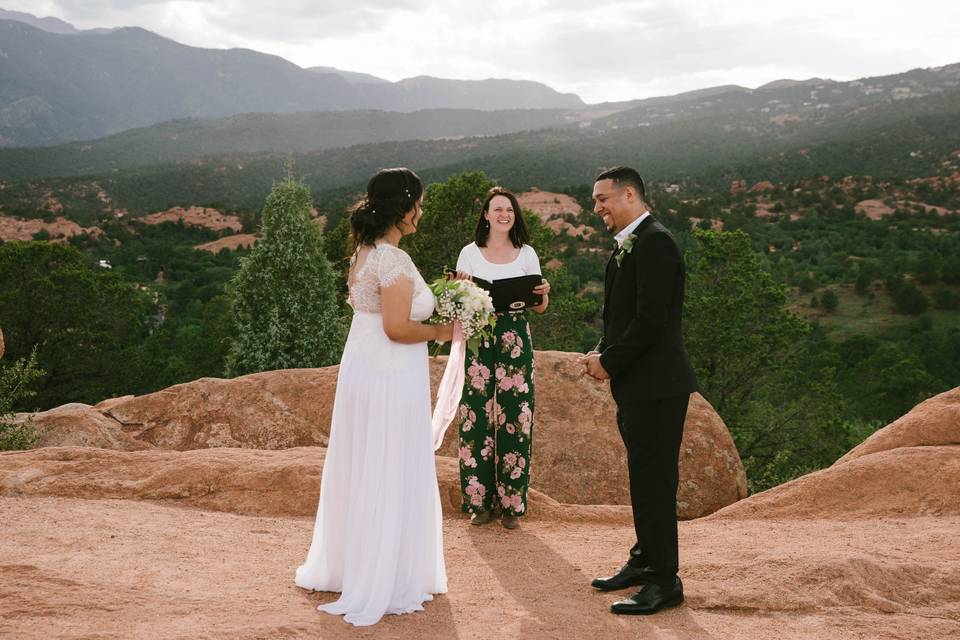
348;244;435;320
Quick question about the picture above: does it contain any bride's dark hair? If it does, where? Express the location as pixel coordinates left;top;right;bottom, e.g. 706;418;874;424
349;168;423;248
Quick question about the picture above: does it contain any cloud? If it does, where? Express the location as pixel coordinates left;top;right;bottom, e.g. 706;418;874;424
3;0;959;103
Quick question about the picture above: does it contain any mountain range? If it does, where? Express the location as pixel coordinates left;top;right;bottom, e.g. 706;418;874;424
2;59;957;188
0;13;583;147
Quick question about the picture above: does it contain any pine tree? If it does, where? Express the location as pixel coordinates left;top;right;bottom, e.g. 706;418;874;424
225;172;345;376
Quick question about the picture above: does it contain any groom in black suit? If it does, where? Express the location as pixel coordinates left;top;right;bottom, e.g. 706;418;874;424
579;166;698;615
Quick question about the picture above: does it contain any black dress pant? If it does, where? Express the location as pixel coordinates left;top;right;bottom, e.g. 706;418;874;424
616;394;689;587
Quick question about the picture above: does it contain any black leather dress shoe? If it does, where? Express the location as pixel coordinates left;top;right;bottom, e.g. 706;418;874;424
590;564;652;592
610;579;684;615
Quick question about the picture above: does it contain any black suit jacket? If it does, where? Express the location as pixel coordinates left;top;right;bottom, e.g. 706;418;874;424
596;215;698;406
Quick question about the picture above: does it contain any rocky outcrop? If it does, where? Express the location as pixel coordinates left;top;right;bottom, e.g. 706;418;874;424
836;386;959;463
137;206;243;232
0;446;594;522
709;446;960;521
711;386;960;521
516;189;594;238
194;234;257;253
435;352;746;518
0;214;102;242
24;351;746;519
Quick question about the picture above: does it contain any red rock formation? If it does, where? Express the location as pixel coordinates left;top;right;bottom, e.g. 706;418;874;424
138;206;243;232
24;352;746;519
836;386;959;464
749;181;775;193
0;214;102;242
711;386;960;521
435;352;746;518
709;446;960;521
516;189;594;238
195;234;258;253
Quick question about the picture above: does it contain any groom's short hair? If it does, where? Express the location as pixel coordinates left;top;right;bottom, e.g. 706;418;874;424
595;166;646;200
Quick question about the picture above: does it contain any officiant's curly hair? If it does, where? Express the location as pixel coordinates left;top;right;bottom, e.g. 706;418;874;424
349;167;424;248
475;187;530;249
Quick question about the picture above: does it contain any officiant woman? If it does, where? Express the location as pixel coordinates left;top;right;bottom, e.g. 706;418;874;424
453;187;550;530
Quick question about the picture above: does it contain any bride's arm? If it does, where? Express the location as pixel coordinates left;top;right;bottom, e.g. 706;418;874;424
381;279;453;344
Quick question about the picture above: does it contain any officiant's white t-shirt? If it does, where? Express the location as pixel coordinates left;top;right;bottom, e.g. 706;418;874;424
456;242;542;281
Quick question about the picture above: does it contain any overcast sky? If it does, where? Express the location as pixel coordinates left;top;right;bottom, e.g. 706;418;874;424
9;1;960;103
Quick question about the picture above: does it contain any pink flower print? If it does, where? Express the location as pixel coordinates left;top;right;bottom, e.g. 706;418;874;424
499;376;514;391
467;363;480;378
480;436;494;460
512;373;524;388
510;467;522;480
462;419;473;432
503;452;518;466
459;446;477;468
501;495;512;508
505;423;515;434
517;456;526;469
518;382;529;394
471;375;486;391
502;331;517;346
511;345;522;359
498;412;506;426
479;364;491;380
458;404;470;418
495;366;506;380
469;410;477;423
518;403;532;433
467;477;486;505
512;495;525;513
498;485;506;497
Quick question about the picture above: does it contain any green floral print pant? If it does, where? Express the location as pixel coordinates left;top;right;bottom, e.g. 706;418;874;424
458;311;534;517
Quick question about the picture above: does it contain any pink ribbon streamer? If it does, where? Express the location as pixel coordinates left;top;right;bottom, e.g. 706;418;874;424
431;321;465;451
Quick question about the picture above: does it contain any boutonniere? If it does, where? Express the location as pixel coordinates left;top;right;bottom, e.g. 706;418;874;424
614;234;636;267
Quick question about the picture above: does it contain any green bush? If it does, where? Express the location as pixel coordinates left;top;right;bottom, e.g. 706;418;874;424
0;349;45;450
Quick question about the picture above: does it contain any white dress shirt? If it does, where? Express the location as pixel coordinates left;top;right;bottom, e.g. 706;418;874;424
615;211;650;247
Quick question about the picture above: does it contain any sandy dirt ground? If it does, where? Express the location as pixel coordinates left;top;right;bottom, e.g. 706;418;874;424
2;496;957;640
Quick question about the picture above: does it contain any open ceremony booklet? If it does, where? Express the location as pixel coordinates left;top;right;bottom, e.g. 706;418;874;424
472;274;543;313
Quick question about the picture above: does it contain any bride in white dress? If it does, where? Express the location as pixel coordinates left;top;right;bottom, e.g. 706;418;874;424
295;168;452;626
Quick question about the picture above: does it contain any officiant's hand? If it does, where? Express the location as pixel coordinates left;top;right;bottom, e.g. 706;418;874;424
446;270;472;281
578;352;609;380
532;278;551;296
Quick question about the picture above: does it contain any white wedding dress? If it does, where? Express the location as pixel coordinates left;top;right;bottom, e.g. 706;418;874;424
295;243;447;626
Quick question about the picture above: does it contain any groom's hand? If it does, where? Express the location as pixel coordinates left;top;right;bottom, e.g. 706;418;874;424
578;352;609;380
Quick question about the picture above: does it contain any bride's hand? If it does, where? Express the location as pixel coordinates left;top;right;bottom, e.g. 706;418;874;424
435;323;454;343
447;270;472;281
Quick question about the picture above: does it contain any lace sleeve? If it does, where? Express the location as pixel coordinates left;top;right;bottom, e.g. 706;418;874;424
377;246;416;288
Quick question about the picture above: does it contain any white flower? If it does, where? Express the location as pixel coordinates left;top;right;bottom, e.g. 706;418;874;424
428;277;498;355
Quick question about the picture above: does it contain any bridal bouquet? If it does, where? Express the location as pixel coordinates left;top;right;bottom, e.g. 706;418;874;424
429;275;496;450
428;277;497;357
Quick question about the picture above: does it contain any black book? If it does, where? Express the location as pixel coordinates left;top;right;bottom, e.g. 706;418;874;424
472;274;543;313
